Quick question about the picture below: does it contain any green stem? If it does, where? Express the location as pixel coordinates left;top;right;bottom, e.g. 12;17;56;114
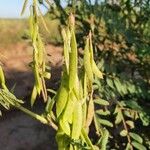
81;128;95;150
15;103;48;124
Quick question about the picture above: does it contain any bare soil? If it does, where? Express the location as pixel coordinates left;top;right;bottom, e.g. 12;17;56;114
0;42;63;150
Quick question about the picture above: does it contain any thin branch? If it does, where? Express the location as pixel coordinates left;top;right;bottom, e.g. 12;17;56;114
15;103;58;130
119;106;133;150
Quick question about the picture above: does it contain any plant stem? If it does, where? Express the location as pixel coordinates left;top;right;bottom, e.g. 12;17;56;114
120;107;133;150
15;103;48;124
81;128;95;150
15;103;58;130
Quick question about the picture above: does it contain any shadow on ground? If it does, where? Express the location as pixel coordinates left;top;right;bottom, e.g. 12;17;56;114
0;66;62;150
0;44;63;150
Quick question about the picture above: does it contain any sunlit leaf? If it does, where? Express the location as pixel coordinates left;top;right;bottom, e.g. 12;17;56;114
139;112;150;126
115;110;122;124
132;141;146;150
129;132;143;144
120;130;127;137
97;118;113;127
106;78;114;89
101;129;109;150
96;109;110;116
94;99;109;106
126;120;134;129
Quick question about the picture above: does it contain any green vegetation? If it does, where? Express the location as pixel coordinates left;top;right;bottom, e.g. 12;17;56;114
0;0;150;149
49;1;150;148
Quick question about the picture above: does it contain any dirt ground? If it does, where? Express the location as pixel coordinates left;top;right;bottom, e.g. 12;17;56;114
0;43;63;150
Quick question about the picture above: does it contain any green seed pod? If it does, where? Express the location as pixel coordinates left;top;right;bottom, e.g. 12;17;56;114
73;74;80;100
62;28;70;74
69;27;78;91
89;31;103;79
56;86;68;118
71;101;82;140
83;72;88;98
56;71;69;118
62;91;77;122
31;85;38;106
33;64;42;94
82;102;87;127
59;118;71;136
89;31;94;64
79;77;84;100
86;96;94;128
37;33;45;67
84;38;93;86
92;60;103;79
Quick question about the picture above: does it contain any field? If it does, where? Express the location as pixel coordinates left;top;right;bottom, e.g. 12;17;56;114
0;18;62;150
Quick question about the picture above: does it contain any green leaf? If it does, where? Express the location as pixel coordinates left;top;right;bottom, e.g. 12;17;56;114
96;109;110;116
115;110;122;124
120;130;127;137
125;100;142;111
97;118;113;127
139;112;150;126
113;78;123;95
94;99;109;106
43;72;51;79
132;141;146;150
126;120;134;129
101;129;109;150
106;78;114;89
127;83;136;94
129;132;143;144
114;106;119;114
124;110;133;118
121;82;128;95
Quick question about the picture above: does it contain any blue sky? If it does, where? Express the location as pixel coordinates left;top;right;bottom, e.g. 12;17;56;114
0;0;47;18
0;0;101;18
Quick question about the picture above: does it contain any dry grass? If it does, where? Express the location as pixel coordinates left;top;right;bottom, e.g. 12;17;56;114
0;18;61;49
0;19;28;48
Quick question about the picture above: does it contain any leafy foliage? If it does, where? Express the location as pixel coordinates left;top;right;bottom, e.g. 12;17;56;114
47;0;150;149
0;0;150;149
